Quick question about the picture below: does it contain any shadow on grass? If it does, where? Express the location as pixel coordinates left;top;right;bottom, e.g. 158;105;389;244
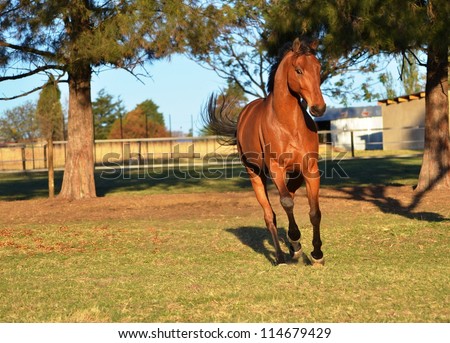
319;157;421;187
225;226;312;266
0;172;62;201
225;226;283;265
0;165;253;201
326;185;449;223
95;165;253;196
320;157;449;222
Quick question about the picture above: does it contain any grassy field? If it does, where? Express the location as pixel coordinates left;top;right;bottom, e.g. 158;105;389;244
0;157;449;322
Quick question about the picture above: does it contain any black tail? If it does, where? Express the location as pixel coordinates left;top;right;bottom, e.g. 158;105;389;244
201;93;238;146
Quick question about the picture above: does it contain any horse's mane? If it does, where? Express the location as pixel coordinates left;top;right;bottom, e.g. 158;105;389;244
266;38;317;94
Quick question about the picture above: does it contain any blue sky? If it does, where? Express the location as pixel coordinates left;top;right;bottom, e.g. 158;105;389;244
0;55;228;136
0;54;409;136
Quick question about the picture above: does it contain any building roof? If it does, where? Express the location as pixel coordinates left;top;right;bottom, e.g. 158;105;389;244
314;105;381;122
378;91;425;106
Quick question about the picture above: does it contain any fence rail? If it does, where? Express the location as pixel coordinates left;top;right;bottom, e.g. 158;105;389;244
0;127;425;172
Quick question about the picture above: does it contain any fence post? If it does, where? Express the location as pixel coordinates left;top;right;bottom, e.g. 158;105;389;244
350;131;355;158
43;144;47;169
21;145;26;171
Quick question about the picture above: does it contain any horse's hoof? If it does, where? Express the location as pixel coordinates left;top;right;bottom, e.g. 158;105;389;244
311;256;325;266
288;238;302;260
289;246;303;260
274;256;287;266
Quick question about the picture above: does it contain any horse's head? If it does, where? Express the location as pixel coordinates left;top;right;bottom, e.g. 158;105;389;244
287;38;326;117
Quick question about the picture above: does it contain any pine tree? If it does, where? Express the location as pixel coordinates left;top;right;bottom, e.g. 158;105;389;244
36;76;64;198
1;1;232;199
266;0;449;191
400;51;424;95
93;89;125;140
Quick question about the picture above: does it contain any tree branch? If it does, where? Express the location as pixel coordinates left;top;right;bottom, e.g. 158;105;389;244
0;70;67;101
407;48;427;67
0;85;48;101
0;65;65;82
0;40;56;60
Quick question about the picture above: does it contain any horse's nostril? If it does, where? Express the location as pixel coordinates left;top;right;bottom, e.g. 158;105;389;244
311;105;326;117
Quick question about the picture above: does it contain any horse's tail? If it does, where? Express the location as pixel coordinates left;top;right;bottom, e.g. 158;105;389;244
202;93;238;146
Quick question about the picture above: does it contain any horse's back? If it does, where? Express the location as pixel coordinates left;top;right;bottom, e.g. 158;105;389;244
236;98;267;152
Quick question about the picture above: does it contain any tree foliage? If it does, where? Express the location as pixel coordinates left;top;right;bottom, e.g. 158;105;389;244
36;76;64;198
93;89;125;140
35;76;64;141
399;51;425;95
266;0;449;191
189;1;271;98
136;100;166;127
0;102;38;142
0;0;233;199
379;51;425;99
108;99;169;139
190;0;396;104
379;71;401;99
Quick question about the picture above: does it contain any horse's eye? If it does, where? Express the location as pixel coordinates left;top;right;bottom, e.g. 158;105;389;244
295;68;303;75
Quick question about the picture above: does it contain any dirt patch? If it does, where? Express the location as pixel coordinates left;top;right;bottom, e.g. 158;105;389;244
0;186;448;227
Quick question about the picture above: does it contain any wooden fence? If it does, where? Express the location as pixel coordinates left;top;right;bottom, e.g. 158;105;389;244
0;136;237;172
0;127;424;172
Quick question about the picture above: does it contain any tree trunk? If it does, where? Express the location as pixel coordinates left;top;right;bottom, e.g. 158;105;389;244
58;63;97;200
48;136;54;198
416;44;450;192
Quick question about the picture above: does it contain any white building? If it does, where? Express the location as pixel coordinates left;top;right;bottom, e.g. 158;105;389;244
315;106;383;150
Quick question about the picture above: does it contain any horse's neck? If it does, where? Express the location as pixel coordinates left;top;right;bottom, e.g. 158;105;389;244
272;63;303;129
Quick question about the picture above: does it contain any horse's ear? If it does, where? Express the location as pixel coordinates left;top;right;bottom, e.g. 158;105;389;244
292;38;301;53
309;40;319;52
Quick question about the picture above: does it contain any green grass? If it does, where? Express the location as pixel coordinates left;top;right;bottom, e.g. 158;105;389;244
1;156;448;322
1;214;448;322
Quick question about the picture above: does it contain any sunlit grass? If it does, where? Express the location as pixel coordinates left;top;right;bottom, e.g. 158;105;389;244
1;209;448;322
1;156;448;322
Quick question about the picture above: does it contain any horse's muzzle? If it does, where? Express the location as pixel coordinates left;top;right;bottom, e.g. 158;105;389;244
310;104;326;117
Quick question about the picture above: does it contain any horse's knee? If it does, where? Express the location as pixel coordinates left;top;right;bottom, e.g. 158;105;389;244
263;211;277;228
280;196;294;211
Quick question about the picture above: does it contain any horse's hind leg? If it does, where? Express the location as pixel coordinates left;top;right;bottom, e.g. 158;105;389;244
246;167;286;265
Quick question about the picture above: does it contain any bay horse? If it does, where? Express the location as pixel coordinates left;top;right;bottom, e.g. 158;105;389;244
204;38;326;265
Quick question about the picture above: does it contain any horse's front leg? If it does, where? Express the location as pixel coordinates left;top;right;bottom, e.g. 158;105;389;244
304;157;324;266
269;163;303;261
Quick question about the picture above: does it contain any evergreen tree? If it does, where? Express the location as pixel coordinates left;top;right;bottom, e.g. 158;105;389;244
136;100;165;127
379;71;401;99
400;51;424;95
0;1;233;199
266;0;449;191
93;89;125;140
36;76;64;198
36;76;64;141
